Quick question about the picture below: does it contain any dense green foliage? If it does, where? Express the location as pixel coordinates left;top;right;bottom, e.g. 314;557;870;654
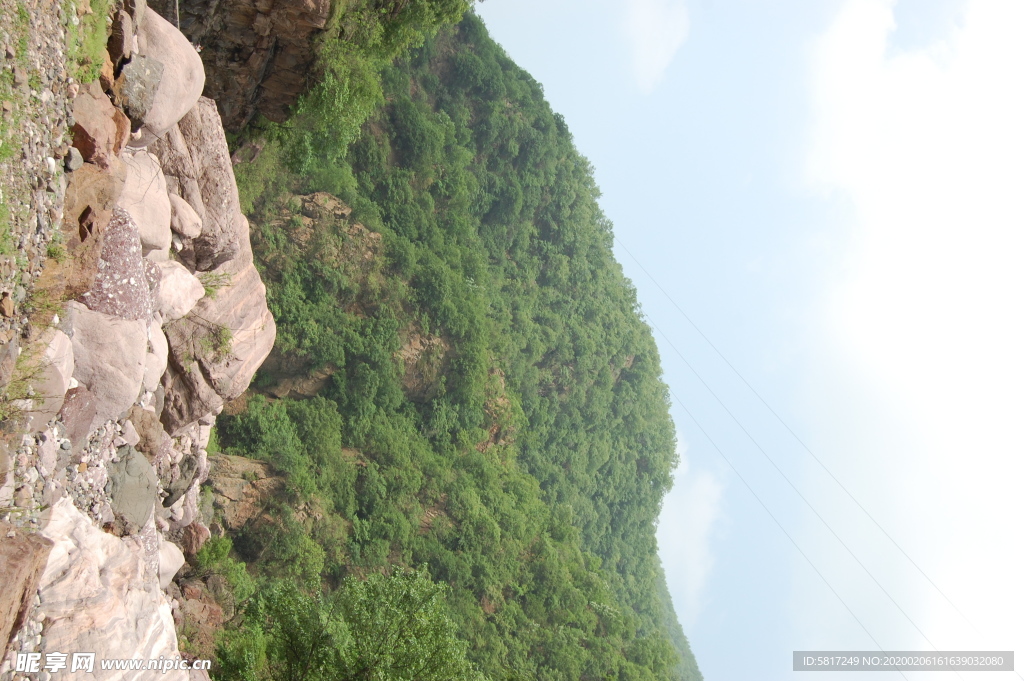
220;9;702;681
218;570;482;681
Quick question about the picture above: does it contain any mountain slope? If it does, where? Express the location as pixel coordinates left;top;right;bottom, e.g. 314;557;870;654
216;10;703;681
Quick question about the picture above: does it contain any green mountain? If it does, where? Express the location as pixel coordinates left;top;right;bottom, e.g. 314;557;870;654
208;8;702;681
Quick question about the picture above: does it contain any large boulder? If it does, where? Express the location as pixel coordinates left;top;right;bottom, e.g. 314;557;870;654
117;151;172;256
78;206;154;321
106;447;160;534
0;524;53;660
154;260;204;322
169;193;202;239
134;8;206;146
37;498;188;680
69;302;148;426
158;538;185;589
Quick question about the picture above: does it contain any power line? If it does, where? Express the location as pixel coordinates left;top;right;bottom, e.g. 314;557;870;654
667;386;909;681
614;236;978;634
644;310;946;657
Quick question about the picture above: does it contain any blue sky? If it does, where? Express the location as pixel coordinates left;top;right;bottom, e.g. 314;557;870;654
474;1;1024;679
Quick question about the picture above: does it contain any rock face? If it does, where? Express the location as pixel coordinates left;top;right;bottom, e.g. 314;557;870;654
4;4;276;677
151;97;243;271
37;499;188;681
148;0;330;130
205;454;284;531
0;525;53;659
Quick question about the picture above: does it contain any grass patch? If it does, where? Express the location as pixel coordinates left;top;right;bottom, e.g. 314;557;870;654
65;0;114;83
200;324;233;362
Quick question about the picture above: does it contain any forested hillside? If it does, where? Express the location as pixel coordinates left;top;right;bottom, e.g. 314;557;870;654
206;8;702;681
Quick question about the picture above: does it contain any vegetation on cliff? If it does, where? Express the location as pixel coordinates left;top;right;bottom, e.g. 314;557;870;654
210;6;702;681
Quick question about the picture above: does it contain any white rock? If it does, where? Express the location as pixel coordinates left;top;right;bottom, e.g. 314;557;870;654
38;498;189;680
69;302;148;427
154;260;205;322
169;193;202;239
121;418;141;448
118;151;172;255
157;538;185;590
143;319;169;393
135;9;205;147
25;328;75;432
197;423;211;450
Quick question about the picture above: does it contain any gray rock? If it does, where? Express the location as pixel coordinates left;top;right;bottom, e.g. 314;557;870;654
113;55;165;127
105;446;158;532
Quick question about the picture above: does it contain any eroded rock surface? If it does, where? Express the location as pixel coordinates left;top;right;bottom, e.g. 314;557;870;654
148;0;330;130
37;499;188;680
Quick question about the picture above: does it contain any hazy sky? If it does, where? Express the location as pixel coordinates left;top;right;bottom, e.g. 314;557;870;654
474;1;1024;679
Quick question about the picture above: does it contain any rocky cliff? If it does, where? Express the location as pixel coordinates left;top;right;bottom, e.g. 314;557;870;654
0;1;275;677
147;0;331;130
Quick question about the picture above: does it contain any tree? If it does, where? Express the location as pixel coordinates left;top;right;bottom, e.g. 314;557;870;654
216;570;485;681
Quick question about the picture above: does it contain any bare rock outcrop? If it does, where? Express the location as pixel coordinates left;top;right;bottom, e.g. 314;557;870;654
149;0;331;130
0;524;53;656
2;3;276;674
151;97;244;271
37;498;188;681
205;453;284;531
161;257;276;434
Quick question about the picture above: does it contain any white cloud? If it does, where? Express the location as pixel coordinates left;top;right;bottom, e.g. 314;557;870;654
657;446;723;630
625;0;690;94
803;0;1024;658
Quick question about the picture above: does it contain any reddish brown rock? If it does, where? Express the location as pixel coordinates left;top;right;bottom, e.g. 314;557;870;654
62;160;127;297
0;524;54;659
58;387;98;449
179;521;210;557
78;207;152;321
70;81;122;167
107;10;134;67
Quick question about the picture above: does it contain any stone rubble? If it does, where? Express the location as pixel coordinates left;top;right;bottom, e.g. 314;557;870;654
0;0;276;677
